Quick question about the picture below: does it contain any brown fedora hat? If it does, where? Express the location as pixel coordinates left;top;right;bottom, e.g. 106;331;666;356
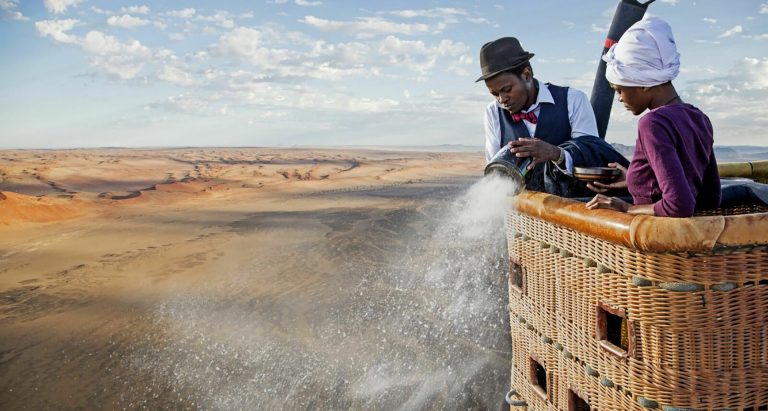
475;37;534;82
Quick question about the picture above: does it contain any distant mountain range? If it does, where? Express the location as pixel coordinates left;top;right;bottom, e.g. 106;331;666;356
611;144;768;163
311;144;768;162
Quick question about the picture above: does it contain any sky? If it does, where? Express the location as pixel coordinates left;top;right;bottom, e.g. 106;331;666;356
0;0;766;149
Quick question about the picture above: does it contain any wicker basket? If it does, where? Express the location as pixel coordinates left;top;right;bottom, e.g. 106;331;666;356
506;191;768;411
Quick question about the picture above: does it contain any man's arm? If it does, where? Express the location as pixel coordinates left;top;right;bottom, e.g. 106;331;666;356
555;88;601;174
484;103;501;163
567;88;599;138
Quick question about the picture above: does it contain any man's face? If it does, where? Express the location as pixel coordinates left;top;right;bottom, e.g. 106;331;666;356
484;69;533;114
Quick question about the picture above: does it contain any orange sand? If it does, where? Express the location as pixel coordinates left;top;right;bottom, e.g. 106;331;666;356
0;147;485;409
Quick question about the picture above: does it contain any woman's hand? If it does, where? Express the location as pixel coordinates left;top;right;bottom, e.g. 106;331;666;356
508;138;561;170
586;162;628;193
585;194;631;212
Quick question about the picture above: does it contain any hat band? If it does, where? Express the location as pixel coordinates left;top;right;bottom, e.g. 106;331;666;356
482;57;528;73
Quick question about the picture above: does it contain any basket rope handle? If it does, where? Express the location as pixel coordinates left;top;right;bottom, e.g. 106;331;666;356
505;389;527;407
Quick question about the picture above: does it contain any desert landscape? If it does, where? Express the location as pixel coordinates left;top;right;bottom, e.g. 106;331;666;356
0;148;514;410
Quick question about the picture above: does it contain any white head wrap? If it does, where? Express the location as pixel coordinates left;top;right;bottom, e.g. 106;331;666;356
603;16;680;87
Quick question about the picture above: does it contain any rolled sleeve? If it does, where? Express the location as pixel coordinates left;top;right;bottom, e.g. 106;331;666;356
567;88;599;139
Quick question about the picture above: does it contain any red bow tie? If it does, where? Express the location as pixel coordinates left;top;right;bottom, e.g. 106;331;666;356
509;111;537;124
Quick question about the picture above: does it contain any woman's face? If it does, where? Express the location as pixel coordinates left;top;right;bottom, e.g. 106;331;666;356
611;84;650;115
485;69;534;114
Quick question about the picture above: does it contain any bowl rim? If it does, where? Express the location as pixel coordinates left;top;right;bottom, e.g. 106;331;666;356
573;166;621;176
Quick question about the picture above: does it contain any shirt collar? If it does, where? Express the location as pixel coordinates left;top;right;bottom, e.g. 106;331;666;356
494;79;554;113
523;80;554;113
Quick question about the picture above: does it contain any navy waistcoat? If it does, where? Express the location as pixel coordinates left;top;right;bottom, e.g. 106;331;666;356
496;82;572;192
497;82;571;145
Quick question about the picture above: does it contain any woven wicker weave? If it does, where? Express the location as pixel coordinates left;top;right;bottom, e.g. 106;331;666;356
506;191;768;411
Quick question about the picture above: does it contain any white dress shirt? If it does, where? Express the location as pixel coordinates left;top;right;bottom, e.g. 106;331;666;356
483;82;599;174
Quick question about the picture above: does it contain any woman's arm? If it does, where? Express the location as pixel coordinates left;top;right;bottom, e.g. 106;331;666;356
585;195;656;215
626;203;655;215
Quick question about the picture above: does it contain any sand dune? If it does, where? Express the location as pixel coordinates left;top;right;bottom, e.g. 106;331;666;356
0;148;513;410
0;191;86;225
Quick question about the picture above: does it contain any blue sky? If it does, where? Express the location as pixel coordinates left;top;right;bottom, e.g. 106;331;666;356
0;0;766;148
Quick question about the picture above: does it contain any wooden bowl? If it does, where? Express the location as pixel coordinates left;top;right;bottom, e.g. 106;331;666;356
573;166;621;183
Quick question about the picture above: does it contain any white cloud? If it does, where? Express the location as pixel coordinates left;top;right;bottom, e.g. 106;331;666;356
660;0;679;5
538;58;577;64
348;97;399;113
562;70;600;91
213;27;303;69
37;20;158;80
121;5;150;14
310;40;369;65
300;15;432;38
195;74;407;115
737;57;768;89
157;64;197;86
80;31;153;79
446;54;473;76
107;14;150;28
195;11;238;29
744;33;768;40
253;111;287;120
679;65;719;75
167;8;196;19
702;17;716;24
44;0;84;14
35;19;79;44
213;24;467;81
562;20;575;29
467;17;490;25
295;0;322;6
377;35;467;74
682;57;768;143
591;23;608;33
760;3;768;14
600;5;617;18
257;24;314;46
693;83;724;95
0;0;28;20
152;94;218;115
388;8;466;24
90;6;109;15
719;25;743;38
2;10;24;20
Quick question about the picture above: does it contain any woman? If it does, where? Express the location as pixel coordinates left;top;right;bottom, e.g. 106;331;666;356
586;17;720;217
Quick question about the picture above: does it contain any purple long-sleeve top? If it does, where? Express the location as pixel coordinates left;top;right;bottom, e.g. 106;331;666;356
626;103;721;217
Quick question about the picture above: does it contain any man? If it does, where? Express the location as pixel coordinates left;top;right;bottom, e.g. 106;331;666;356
477;37;629;197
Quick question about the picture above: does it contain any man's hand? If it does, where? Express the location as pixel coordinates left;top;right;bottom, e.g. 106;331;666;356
508;138;561;170
586;162;628;193
585;194;630;212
